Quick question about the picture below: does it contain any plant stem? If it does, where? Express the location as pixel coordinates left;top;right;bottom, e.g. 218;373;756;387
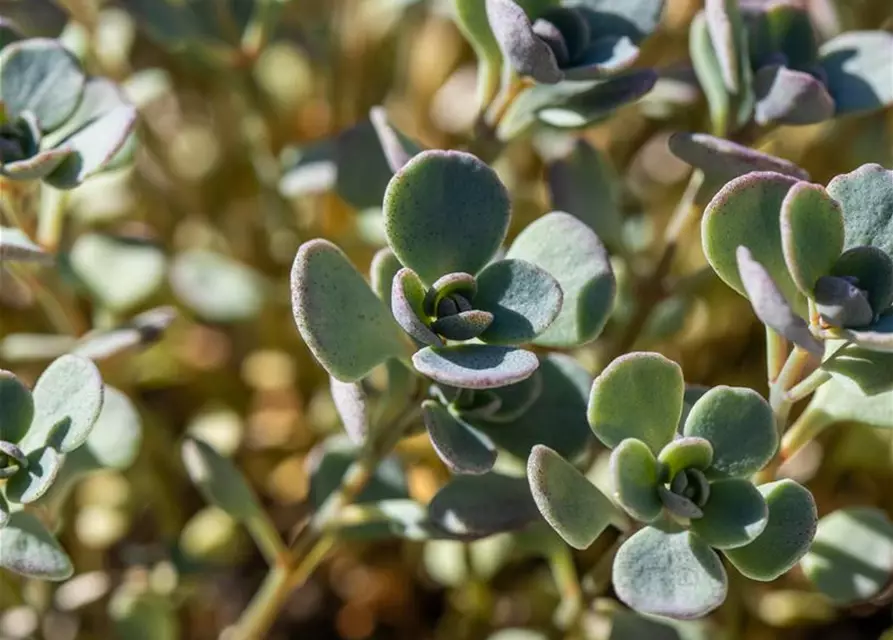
779;406;834;462
768;346;812;428
246;511;289;567
549;544;584;631
786;369;831;404
766;327;788;383
229;404;419;639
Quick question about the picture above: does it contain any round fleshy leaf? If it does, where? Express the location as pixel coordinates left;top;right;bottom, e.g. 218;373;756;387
545;140;622;251
383;150;510;285
821;344;893;397
831;247;893;316
486;0;563;84
65;386;142;472
0;38;85;131
431;311;494;341
181;437;262;522
725;480;817;581
610;438;662;523
0;511;73;580
20;354;103;455
392;268;443;347
814;276;874;328
780;182;844;297
475;258;563;345
5;446;64;504
484;369;542;423
69;233;167;313
613;525;728;620
370;247;403;308
827;163;893;257
796;376;893;433
657;437;713;480
683;386;776;478
819;31;893;116
753;64;835;126
0;370;33;445
330;378;369;445
668;132;809;183
528;444;615;549
423;272;477;316
423;401;497;475
172;249;265;322
412;345;539;390
291;240;407;383
588;352;684;453
428;472;539;538
507;211;616;347
45;104;137;189
702;171;805;315
0;227;53;264
801;507;893;605
689;478;768;549
735;247;822;354
474;353;593;460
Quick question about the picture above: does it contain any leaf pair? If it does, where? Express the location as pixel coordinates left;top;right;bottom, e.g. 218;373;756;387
0;35;136;188
528;352;817;619
702;165;893;363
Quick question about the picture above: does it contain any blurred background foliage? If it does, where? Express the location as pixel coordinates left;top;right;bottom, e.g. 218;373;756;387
0;0;892;638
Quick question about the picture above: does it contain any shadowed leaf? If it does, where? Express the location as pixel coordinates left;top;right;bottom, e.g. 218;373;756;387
689;478;768;549
423;401;497;475
428;472;539;537
0;511;72;580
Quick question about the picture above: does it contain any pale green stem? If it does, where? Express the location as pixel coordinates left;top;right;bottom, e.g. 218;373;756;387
241;0;287;58
245;511;289;568
36;185;70;253
769;346;812;429
549;544;584;631
786;369;831;404
766;327;788;383
780;406;834;461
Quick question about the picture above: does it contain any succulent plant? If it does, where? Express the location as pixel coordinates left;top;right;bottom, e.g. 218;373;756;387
528;352;818;618
701;164;893;399
691;0;893;135
0;355;106;579
0;27;136;188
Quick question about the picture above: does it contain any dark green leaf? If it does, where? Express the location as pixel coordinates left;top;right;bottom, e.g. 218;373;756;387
0;511;72;580
0;370;33;445
423;401;497;475
689;478;768;549
428;472;539;537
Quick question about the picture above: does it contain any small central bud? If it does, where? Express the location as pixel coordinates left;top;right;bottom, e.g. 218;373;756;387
0;440;27;479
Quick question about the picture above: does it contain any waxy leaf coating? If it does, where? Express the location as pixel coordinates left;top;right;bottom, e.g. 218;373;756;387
688;478;768;549
5;446;64;504
0;511;73;580
736;246;822;355
0;370;34;445
413;344;539;389
423;401;497;475
753;65;834;125
392;268;443;347
683;386;777;478
588;352;684;453
20;354;104;455
657;437;713;480
725;480;817;581
702;171;805;315
613;526;728;619
827;163;893;257
801;507;893;605
330;378;369;445
779;181;844;297
668;132;809;182
428;472;539;537
610;438;662;522
384;150;510;285
475;258;563;345
528;444;615;549
507;211;615;347
819;31;893;116
291;239;407;383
